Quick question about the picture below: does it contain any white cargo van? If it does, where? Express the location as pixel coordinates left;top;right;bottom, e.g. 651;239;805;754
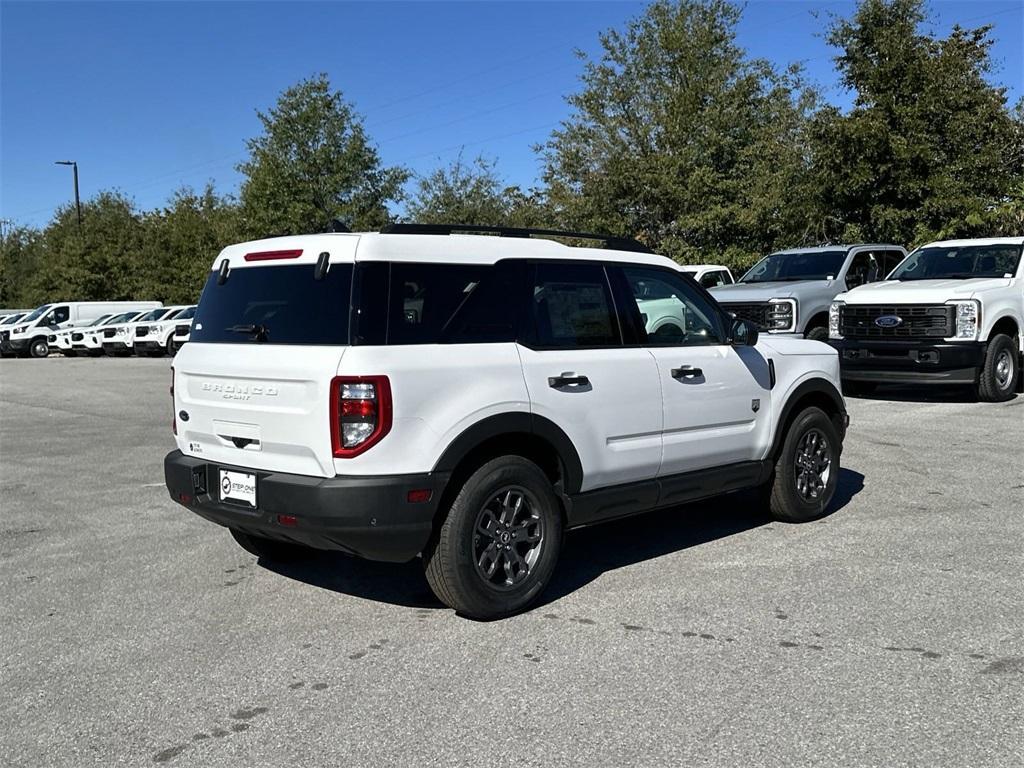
1;301;161;358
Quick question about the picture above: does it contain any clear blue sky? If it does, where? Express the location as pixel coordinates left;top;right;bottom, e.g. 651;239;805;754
2;1;1021;228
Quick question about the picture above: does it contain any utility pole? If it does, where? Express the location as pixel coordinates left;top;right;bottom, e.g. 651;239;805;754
55;160;82;227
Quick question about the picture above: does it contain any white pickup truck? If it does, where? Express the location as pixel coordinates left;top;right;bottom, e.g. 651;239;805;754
830;237;1023;401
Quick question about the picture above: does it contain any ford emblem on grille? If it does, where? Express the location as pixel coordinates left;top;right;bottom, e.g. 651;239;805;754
874;315;903;328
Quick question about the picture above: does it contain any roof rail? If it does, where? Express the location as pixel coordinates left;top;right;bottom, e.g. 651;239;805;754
378;223;654;254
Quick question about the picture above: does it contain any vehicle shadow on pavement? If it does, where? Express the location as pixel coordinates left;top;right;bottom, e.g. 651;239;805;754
539;467;865;607
260;468;865;612
849;385;992;404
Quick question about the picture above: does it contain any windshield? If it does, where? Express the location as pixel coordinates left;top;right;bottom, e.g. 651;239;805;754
175;306;197;320
138;308;169;322
889;244;1023;281
102;312;136;326
1;313;25;325
86;315;112;327
741;250;847;283
21;304;52;323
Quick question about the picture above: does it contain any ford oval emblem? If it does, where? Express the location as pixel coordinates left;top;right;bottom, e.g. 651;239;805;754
874;315;903;328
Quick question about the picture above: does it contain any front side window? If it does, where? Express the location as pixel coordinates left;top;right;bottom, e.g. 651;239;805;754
528;262;619;348
741;250;847;283
45;306;70;325
700;270;730;289
191;263;352;345
889;244;1023;280
618;266;725;346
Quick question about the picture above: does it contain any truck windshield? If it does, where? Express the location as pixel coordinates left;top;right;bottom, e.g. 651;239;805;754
103;312;136;326
191;264;352;345
20;304;52;323
175;306;197;320
138;308;168;322
741;251;846;283
889;244;1023;280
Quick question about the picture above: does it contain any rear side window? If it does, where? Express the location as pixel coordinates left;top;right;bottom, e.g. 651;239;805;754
527;262;620;348
191;264;352;345
352;262;519;345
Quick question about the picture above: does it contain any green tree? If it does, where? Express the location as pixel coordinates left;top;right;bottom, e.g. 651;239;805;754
541;0;817;269
405;153;553;228
140;185;242;303
0;225;43;308
238;74;408;236
23;192;146;304
810;0;1024;245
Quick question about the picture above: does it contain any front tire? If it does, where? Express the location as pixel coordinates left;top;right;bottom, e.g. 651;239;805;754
977;334;1018;402
766;406;841;523
805;326;830;342
229;528;307;562
29;338;49;358
424;456;562;620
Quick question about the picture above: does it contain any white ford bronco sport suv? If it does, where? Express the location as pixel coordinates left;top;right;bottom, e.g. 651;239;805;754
830;237;1024;401
711;245;907;341
164;224;849;619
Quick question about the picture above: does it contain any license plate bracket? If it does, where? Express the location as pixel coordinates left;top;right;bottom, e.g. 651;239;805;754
219;469;257;508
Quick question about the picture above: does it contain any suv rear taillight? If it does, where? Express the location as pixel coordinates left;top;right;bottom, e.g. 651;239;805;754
330;376;392;458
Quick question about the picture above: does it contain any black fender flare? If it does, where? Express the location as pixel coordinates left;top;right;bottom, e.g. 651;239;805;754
769;378;847;458
432;412;584;494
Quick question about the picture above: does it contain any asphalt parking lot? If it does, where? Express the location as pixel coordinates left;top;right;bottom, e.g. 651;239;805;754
1;357;1022;767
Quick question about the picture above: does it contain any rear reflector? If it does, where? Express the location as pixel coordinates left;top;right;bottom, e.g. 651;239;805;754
277;514;298;527
407;489;432;504
243;249;303;262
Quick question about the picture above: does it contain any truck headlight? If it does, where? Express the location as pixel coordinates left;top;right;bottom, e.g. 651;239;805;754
949;300;980;340
829;302;843;339
767;299;797;332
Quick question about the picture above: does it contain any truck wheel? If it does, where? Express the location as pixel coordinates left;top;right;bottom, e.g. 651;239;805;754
424;456;562;620
168;338;179;357
766;406;840;523
229;528;307;562
977;334;1018;402
29;338;49;358
805;326;829;342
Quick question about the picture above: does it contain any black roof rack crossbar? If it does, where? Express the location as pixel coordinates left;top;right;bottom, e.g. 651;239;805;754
378;223;653;254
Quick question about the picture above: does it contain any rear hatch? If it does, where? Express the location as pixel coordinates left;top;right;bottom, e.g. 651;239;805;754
174;237;358;478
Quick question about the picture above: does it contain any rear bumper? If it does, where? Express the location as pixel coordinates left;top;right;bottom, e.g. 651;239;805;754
830;338;985;384
164;450;448;563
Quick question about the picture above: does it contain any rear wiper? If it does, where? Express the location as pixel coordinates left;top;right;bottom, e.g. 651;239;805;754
226;323;270;342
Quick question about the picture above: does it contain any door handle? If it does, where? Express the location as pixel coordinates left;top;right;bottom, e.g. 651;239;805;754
671;365;703;379
548;372;590;389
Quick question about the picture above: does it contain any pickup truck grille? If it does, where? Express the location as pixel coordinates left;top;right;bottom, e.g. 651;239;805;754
103;329;116;338
71;332;84;342
841;304;953;339
718;302;770;329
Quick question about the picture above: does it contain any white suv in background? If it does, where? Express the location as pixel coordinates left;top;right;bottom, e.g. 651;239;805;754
679;264;735;289
133;306;195;356
78;311;147;356
165;224;848;619
830;237;1023;401
51;314;114;356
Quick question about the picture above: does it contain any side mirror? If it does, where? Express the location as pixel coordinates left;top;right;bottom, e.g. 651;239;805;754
730;318;759;347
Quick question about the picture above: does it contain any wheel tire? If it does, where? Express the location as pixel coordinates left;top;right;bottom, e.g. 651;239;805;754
423;456;563;620
805;325;830;342
229;528;307;562
766;406;841;523
29;338;49;358
977;334;1019;402
843;380;876;397
168;339;179;357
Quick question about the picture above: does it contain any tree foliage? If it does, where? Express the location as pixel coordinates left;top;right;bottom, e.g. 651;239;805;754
542;0;818;270
405;153;553;228
238;74;408;237
810;0;1024;244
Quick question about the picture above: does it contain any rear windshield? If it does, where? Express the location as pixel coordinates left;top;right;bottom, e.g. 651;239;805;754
191;264;353;345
